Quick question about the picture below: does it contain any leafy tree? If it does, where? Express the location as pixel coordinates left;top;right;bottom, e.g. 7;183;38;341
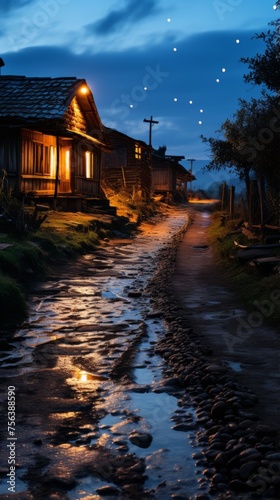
241;3;280;93
201;105;255;206
201;6;280;218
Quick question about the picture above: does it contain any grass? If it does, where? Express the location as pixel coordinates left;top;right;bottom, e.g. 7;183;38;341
0;194;174;329
207;211;280;326
0;198;153;328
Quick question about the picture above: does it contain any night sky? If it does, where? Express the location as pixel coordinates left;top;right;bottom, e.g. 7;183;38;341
1;1;278;189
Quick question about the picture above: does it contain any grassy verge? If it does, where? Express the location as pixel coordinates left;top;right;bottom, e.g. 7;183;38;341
207;211;280;327
0;196;163;329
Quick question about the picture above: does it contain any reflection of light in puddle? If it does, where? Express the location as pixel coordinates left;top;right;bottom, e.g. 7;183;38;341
72;368;108;383
202;309;244;321
0;470;28;495
204;300;221;306
52;412;78;420
101;290;126;301
225;361;243;372
68;477;119;500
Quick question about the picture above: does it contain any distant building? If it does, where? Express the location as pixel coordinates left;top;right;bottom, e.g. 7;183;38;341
102;127;151;199
151;151;195;200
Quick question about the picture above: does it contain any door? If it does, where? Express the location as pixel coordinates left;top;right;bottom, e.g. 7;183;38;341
59;145;71;193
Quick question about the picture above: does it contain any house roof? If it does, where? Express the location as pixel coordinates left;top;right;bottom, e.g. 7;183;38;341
152;152;196;181
104;126;149;149
0;75;103;132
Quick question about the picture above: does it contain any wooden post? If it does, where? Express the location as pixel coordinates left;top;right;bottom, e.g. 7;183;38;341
121;166;126;188
258;176;267;241
248;179;259;229
143;116;159;147
221;182;226;211
229;186;235;219
53;136;60;210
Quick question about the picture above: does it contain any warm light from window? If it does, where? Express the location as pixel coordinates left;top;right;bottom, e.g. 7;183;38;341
135;144;141;160
65;149;70;180
50;145;56;177
85;151;94;178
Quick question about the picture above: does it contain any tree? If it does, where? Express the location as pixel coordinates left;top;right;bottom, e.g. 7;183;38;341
241;4;280;93
201;105;255;207
201;7;280;219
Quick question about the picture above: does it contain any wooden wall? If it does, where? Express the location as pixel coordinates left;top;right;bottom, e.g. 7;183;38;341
0;129;21;191
102;131;151;198
63;96;87;133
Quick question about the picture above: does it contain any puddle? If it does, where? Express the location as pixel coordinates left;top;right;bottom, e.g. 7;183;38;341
224;360;243;372
0;470;28;496
202;308;244;321
0;208;206;497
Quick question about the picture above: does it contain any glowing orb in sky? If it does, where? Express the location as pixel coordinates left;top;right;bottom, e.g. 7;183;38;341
200;109;204;113
216;78;220;83
174;98;178;102
173;47;177;52
236;39;240;44
222;68;226;73
167;18;171;22
198;121;202;125
189;100;193;104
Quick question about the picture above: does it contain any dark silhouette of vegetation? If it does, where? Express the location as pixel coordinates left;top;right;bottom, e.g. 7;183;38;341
201;7;280;220
0;169;48;236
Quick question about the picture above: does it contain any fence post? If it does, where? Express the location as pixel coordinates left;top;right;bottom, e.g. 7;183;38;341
229;186;235;219
221;182;226;211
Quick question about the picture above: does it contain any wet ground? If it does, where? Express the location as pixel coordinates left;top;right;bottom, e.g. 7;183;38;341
0;206;207;499
1;203;279;500
173;206;280;428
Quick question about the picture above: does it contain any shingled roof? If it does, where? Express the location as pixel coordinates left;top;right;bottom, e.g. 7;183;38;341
0;75;101;127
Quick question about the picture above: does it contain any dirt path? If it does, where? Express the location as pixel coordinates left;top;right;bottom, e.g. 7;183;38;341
172;204;280;429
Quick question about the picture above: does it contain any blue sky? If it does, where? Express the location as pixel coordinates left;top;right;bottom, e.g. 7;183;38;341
0;1;278;186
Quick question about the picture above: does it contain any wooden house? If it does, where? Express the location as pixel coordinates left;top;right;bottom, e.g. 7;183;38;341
151;152;195;199
102;127;151;199
0;75;110;211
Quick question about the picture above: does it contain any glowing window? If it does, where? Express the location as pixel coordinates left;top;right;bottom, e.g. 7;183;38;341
49;146;56;177
65;149;70;180
85;151;95;178
135;144;141;160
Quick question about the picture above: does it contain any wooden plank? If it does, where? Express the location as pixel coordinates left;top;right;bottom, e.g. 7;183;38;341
253;257;280;264
237;248;274;263
242;227;260;241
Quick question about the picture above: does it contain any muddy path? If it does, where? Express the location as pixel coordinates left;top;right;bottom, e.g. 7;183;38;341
173;206;280;428
0;207;207;500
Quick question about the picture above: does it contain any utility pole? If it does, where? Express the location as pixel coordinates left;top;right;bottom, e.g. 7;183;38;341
143;116;159;147
187;158;196;193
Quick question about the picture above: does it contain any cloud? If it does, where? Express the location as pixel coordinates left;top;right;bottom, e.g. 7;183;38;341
85;0;160;36
2;28;266;159
0;0;34;13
